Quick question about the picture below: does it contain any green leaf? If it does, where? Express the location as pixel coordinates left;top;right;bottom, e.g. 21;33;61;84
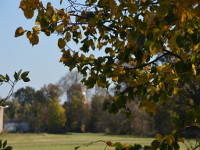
0;140;2;148
137;34;146;47
114;142;122;149
22;77;30;82
156;5;169;18
74;146;80;150
151;140;160;149
4;146;12;150
143;145;150;150
133;144;142;150
5;74;10;82
160;142;167;150
172;143;180;150
14;72;19;81
21;71;29;79
3;140;7;148
102;100;111;111
17;69;22;77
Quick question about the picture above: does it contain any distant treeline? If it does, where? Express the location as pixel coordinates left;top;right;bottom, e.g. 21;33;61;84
4;72;200;138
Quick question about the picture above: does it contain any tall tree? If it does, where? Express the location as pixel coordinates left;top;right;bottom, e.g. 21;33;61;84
63;85;90;132
47;99;66;133
14;86;35;106
30;84;62;132
57;71;83;95
16;0;200;149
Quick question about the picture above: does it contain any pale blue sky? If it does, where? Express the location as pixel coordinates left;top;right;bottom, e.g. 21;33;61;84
0;0;71;98
0;0;105;99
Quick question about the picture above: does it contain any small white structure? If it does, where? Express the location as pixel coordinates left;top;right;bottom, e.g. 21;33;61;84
0;106;9;133
0;107;3;133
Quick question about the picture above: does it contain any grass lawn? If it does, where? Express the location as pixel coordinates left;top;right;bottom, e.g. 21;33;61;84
0;133;193;150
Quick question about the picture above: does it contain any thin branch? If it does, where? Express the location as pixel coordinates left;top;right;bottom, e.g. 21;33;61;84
162;48;183;60
74;140;109;150
125;53;168;70
104;145;108;150
2;80;17;102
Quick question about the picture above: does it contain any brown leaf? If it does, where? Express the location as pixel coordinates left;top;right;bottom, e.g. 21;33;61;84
15;27;25;37
58;38;66;49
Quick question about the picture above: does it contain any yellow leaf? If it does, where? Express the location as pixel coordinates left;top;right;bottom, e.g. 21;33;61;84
60;57;68;62
24;9;34;19
44;29;51;36
181;12;187;23
194;44;200;51
63;13;70;25
89;54;95;60
136;73;149;85
192;123;200;127
58;38;66;49
106;141;113;147
127;2;138;14
112;76;118;82
32;26;40;34
114;95;120;100
140;101;157;114
173;88;179;94
55;24;64;33
19;1;26;10
15;27;25;37
192;64;196;74
149;42;161;55
35;21;40;25
164;134;175;145
181;53;188;61
52;14;58;23
195;75;200;84
30;34;39;45
26;31;32;39
172;130;177;134
155;134;163;141
178;138;185;143
65;32;71;42
144;11;155;25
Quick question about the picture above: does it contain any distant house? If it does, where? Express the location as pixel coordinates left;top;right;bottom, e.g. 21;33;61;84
4;119;29;133
0;105;30;133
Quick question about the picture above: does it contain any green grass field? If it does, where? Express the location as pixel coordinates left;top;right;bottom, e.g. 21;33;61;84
0;133;193;150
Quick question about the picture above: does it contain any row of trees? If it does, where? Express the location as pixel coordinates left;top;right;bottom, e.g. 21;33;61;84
4;72;199;138
5;84;66;133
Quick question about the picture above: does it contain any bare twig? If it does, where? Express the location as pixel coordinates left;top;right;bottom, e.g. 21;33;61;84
74;140;109;150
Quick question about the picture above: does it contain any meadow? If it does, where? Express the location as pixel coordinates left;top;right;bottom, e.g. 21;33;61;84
0;133;193;150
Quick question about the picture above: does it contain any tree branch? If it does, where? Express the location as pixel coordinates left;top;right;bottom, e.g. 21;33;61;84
162;48;183;60
125;53;168;70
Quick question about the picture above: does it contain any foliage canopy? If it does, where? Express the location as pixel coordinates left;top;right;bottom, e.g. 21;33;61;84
16;0;200;149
